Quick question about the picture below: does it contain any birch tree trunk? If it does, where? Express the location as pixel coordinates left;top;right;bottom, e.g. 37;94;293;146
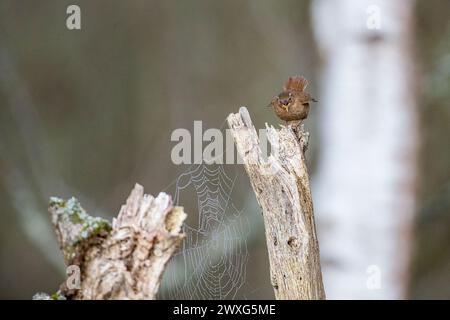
311;0;419;299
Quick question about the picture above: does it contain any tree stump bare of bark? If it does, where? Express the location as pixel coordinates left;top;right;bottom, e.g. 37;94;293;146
46;184;186;300
227;107;325;300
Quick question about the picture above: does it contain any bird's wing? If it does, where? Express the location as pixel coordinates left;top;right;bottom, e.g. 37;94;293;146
283;76;308;92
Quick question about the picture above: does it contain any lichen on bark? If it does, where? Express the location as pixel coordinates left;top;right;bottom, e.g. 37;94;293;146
49;197;111;266
36;184;186;300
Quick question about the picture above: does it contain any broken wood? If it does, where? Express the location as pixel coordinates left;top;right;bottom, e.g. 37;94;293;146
227;106;325;300
35;184;186;300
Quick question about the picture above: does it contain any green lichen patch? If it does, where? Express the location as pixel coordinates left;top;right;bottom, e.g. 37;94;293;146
49;196;66;208
32;292;51;300
51;197;89;226
32;291;67;300
50;292;67;300
49;196;112;265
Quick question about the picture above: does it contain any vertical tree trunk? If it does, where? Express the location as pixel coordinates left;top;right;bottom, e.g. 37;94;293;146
228;107;325;300
311;0;419;299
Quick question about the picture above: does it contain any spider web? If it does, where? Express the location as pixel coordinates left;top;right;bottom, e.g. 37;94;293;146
160;163;250;299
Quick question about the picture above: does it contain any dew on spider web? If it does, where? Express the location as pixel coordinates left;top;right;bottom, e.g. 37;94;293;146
160;163;250;300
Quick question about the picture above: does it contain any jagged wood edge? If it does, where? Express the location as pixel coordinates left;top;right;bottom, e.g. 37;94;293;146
227;106;325;300
43;183;186;300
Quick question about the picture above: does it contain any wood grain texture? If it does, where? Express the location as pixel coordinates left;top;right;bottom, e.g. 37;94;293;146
48;184;186;299
227;107;325;300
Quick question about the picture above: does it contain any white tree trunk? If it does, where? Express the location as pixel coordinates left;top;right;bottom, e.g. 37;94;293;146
311;0;418;299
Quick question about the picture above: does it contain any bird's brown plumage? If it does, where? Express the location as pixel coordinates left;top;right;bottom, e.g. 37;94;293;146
269;76;317;122
283;76;308;92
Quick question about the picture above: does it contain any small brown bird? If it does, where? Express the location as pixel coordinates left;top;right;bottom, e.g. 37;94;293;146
268;76;317;122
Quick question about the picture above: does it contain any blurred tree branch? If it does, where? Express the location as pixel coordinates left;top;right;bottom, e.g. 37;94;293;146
0;40;103;273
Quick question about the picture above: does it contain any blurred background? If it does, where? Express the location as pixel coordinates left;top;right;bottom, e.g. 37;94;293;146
0;0;449;299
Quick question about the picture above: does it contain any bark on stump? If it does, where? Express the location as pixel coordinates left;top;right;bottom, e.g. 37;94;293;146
35;184;186;300
227;107;325;300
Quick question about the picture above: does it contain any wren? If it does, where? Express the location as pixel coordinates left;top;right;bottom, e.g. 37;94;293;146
268;76;317;122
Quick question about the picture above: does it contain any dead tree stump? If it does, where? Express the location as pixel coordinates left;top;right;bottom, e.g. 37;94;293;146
35;184;186;300
227;107;325;300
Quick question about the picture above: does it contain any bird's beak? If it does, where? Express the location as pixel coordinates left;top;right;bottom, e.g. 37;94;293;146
312;98;319;103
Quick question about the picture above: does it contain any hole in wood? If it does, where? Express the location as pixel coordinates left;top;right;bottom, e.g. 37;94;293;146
287;236;298;249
